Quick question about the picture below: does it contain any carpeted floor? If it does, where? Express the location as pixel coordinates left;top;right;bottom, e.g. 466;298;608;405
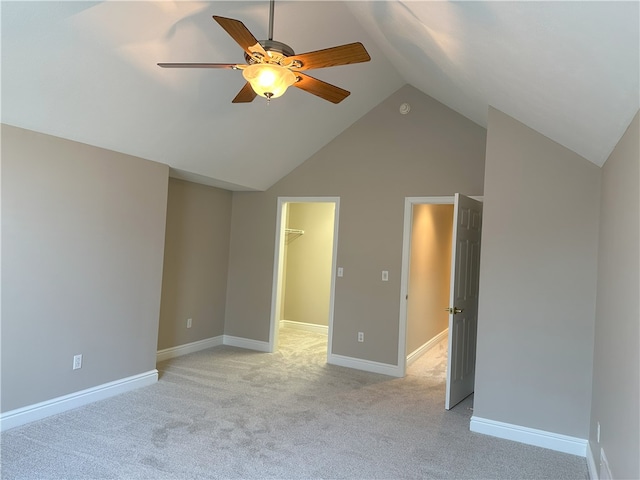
1;327;588;479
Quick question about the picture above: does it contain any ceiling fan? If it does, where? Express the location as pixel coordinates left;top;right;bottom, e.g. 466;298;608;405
158;1;371;104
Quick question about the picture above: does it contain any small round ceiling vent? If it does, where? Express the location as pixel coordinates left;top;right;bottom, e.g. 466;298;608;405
399;103;411;115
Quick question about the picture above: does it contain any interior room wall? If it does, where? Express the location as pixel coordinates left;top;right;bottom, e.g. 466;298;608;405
1;124;169;413
158;178;232;350
225;84;487;366
282;202;335;327
406;204;453;355
589;111;639;479
474;108;601;440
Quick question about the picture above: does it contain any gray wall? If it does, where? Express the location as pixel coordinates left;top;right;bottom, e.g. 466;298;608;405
283;203;335;327
225;84;486;365
589;111;639;479
406;204;453;354
474;108;601;439
158;178;232;350
1;124;169;412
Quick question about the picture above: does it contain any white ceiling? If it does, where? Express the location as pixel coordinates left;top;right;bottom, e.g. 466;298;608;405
2;1;638;191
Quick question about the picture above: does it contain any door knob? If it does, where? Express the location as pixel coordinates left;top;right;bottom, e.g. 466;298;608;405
445;307;464;314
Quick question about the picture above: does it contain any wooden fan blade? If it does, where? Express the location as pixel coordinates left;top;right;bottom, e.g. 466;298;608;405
157;63;238;69
286;42;370;71
232;82;258;103
293;73;350;104
213;16;268;60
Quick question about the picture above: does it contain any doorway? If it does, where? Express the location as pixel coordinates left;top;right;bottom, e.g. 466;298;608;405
269;197;340;357
398;195;483;409
405;203;454;371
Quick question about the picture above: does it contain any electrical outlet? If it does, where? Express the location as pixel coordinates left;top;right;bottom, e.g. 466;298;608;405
337;267;344;277
358;332;364;342
382;270;389;281
73;354;82;370
187;318;192;328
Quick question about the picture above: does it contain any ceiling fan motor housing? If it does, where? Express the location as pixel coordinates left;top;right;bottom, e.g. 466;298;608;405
245;40;295;64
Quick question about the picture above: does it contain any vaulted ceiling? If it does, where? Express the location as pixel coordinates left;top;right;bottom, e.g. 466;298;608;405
2;1;638;191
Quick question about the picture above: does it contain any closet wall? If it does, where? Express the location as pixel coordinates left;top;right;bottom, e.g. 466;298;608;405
282;203;335;327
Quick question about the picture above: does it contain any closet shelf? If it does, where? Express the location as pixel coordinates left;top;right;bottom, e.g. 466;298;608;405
285;228;304;243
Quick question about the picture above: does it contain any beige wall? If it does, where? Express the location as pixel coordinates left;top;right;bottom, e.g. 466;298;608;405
225;85;486;365
406;204;453;354
589;111;639;479
283;202;335;326
158;178;232;350
1;124;169;412
474;108;601;439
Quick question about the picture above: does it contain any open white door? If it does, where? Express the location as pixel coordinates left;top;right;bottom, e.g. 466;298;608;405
445;194;482;410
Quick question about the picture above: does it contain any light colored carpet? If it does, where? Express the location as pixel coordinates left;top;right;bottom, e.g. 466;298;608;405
1;327;588;479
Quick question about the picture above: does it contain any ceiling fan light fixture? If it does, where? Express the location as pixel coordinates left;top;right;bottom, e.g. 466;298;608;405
160;13;371;104
242;63;296;99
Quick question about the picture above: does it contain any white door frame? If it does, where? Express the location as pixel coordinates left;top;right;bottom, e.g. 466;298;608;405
397;196;455;376
268;196;340;355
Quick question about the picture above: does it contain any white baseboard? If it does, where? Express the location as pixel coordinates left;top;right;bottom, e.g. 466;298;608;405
328;353;402;377
406;328;448;366
587;442;598;479
470;416;587;457
280;320;328;335
157;336;224;362
223;335;271;353
0;370;158;432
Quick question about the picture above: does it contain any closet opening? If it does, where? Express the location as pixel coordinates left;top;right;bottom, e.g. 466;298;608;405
269;197;340;359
